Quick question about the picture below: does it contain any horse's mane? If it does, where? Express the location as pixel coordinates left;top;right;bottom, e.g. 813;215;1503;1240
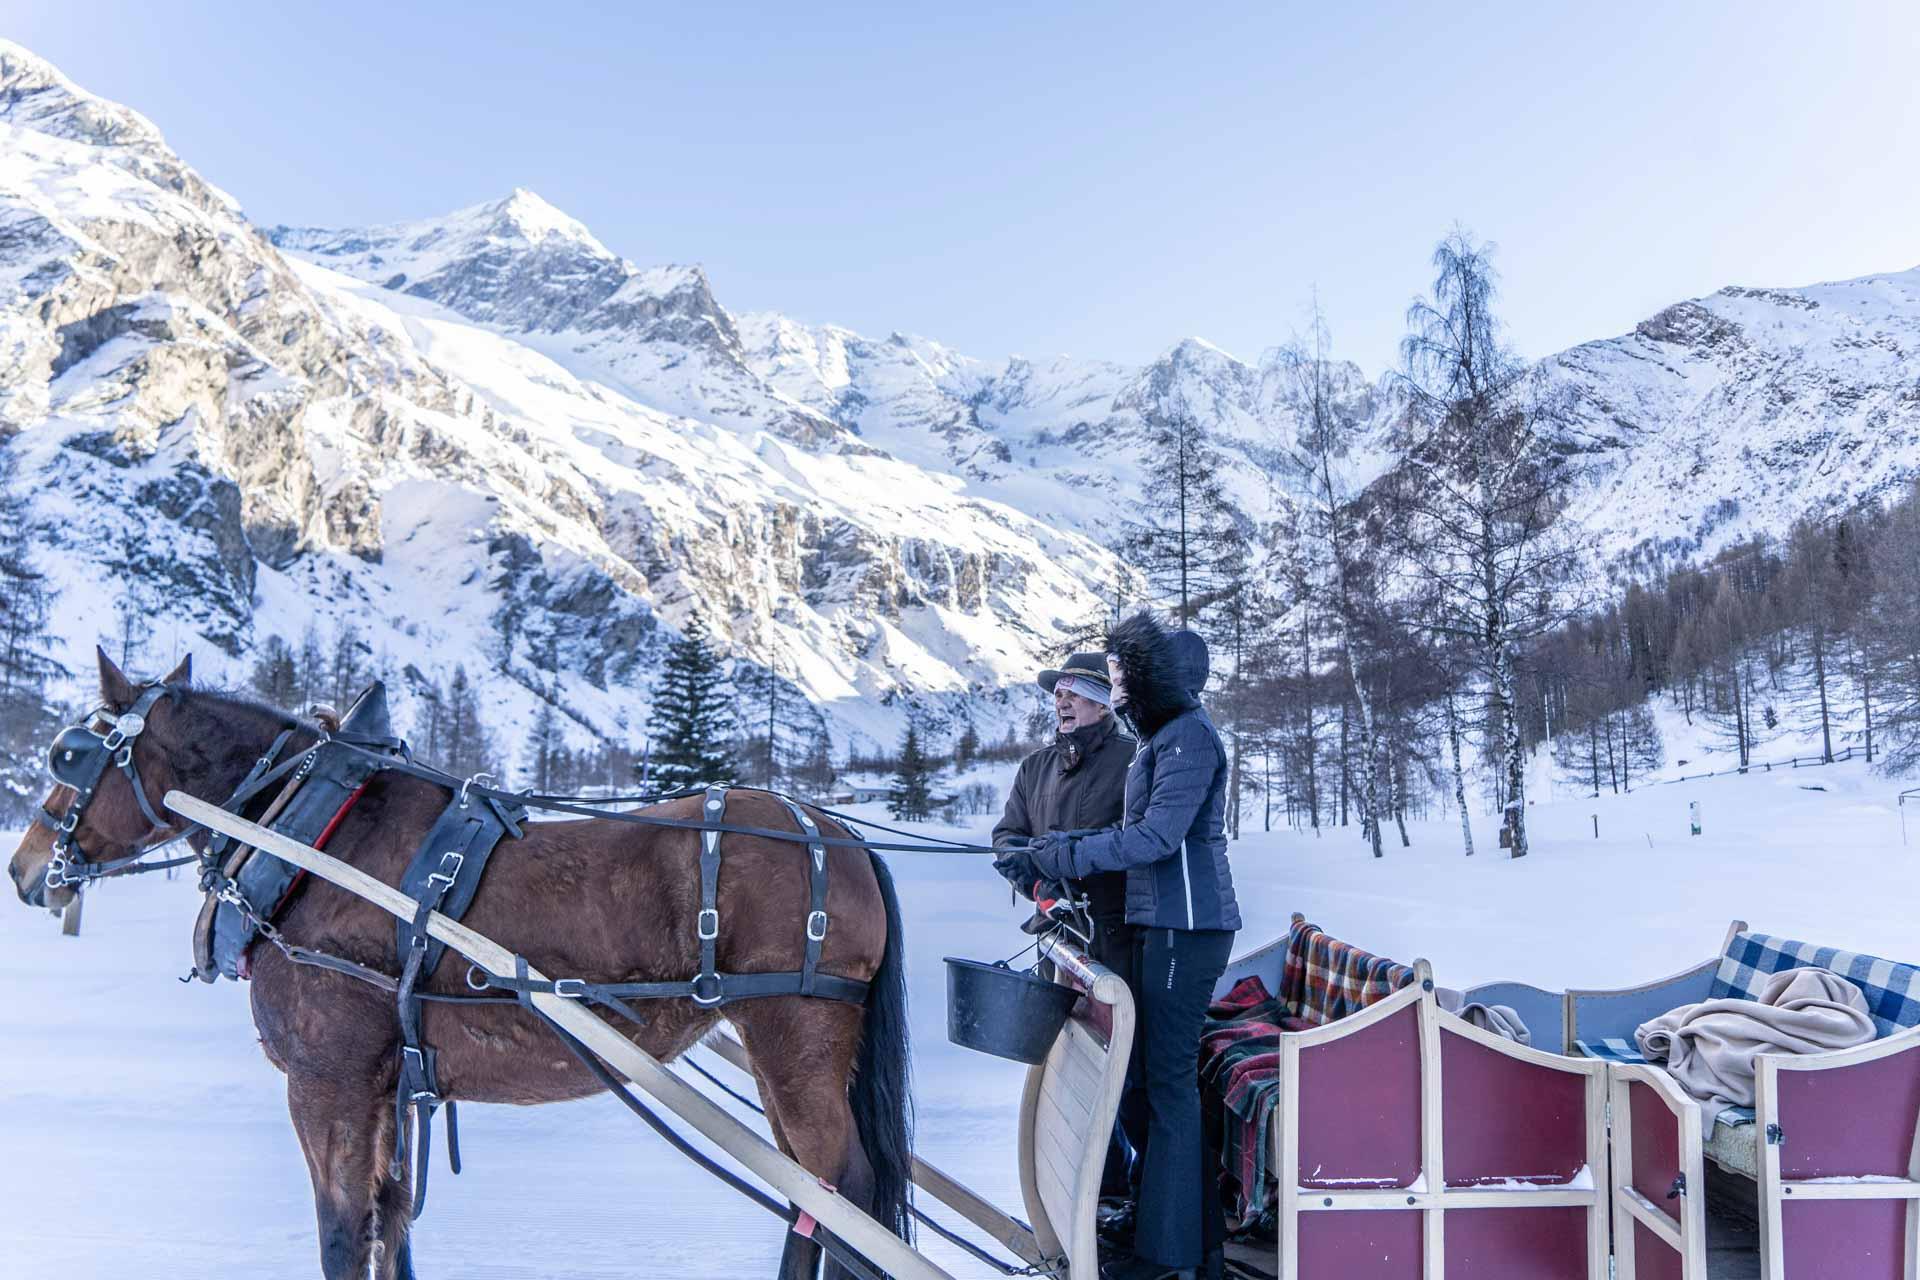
177;684;313;733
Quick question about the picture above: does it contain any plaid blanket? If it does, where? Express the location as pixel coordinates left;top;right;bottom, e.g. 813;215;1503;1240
1202;975;1284;1222
1279;916;1418;1026
1201;921;1418;1222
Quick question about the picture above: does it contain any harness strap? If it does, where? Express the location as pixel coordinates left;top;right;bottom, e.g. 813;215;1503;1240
475;967;871;1008
778;796;831;997
385;787;526;1217
696;787;727;1006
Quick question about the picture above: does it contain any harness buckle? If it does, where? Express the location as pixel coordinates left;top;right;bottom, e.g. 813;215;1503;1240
807;910;828;942
697;908;720;940
100;712;145;752
465;964;492;991
61;809;78;833
691;974;726;1006
551;978;587;999
43;854;68;888
114;745;133;768
426;850;465;889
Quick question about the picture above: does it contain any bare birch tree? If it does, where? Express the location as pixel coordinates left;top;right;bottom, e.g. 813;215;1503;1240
1394;230;1583;859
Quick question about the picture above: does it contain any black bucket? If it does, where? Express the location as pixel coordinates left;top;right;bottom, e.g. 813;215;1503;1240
944;956;1081;1064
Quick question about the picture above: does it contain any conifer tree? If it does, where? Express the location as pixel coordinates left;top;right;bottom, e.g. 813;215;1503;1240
0;448;59;781
443;665;494;778
527;700;564;792
1117;402;1243;627
647;616;737;790
249;635;299;707
954;713;981;771
889;721;936;821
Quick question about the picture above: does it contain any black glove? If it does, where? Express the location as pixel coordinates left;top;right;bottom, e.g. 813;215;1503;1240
992;845;1042;896
1026;832;1074;881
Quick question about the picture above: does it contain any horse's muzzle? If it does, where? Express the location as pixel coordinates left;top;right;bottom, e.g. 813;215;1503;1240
10;858;51;909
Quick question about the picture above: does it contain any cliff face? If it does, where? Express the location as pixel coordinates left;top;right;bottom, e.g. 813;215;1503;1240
0;41;1113;753
8;39;1918;760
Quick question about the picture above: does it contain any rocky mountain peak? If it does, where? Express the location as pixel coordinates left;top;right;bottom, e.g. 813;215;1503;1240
484;186;607;249
0;39;168;154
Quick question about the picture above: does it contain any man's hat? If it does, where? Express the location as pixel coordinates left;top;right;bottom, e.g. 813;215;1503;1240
1038;652;1112;703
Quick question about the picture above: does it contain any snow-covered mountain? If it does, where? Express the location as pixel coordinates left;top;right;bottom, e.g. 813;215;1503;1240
0;41;1115;755
4;37;1918;767
1540;275;1920;567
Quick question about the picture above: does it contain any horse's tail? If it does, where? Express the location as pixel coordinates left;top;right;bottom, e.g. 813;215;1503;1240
852;850;914;1241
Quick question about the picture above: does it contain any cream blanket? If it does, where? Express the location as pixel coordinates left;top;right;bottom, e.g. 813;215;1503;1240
1635;967;1876;1127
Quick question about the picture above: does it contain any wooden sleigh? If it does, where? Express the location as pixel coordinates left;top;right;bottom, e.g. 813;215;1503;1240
1213;917;1611;1279
1566;919;1920;1280
1214;916;1920;1279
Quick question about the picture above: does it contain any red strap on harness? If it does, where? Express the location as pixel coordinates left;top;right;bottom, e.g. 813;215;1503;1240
237;783;369;979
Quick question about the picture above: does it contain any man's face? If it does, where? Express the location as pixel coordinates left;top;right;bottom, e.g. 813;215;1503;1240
1055;685;1107;732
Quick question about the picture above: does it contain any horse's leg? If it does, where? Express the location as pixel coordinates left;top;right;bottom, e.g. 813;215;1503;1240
287;1072;395;1280
733;1025;822;1280
734;1001;873;1280
373;1172;417;1280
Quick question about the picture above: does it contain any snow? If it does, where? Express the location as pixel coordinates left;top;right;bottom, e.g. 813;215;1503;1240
6;757;1919;1274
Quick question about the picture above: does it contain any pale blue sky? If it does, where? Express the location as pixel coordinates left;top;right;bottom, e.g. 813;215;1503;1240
12;2;1919;373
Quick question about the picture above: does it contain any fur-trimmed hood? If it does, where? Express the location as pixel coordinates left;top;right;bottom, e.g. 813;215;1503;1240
1106;611;1205;738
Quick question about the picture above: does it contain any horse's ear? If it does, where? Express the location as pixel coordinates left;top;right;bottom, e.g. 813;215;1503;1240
162;654;192;687
97;646;134;706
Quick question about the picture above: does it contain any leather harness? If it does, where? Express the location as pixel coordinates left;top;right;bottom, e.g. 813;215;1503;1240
40;679;875;1221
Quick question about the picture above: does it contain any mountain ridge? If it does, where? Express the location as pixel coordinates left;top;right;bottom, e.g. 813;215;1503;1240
5;38;1919;772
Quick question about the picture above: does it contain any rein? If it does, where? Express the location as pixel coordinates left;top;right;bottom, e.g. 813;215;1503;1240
310;735;1004;855
38;682;1000;904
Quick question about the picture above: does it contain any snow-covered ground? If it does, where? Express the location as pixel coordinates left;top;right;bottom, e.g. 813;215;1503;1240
3;759;1917;1277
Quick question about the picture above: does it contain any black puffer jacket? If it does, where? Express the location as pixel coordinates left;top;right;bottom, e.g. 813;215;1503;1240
1029;612;1241;932
991;715;1131;922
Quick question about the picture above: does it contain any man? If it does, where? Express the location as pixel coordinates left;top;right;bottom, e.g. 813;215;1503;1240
991;651;1138;1196
993;651;1132;943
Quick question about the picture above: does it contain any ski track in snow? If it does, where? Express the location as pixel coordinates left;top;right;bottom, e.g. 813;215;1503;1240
4;760;1918;1276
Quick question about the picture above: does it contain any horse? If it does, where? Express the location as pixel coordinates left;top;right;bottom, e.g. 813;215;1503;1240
9;648;913;1280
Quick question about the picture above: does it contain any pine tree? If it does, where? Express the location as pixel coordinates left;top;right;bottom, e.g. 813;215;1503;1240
527;700;563;792
796;730;838;799
954;713;981;771
249;635;299;707
0;447;60;782
648;616;737;790
296;624;327;709
329;621;367;707
443;665;494;779
889;721;936;821
1116;403;1243;627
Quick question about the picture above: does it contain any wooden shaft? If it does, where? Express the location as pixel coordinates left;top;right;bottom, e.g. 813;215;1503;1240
164;790;958;1280
707;1031;1046;1267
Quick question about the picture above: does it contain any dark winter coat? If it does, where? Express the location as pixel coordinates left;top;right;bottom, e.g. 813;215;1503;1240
1028;613;1242;933
991;715;1132;923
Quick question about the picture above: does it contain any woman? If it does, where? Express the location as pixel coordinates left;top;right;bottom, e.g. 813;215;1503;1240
995;610;1241;1280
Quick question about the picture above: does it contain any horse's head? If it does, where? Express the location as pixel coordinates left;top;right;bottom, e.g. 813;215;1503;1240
9;648;194;911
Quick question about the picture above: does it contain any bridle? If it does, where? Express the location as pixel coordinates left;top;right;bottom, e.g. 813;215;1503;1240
37;683;189;890
36;682;301;892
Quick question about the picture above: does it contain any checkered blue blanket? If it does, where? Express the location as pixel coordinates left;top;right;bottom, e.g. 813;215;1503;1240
1576;928;1920;1129
1713;931;1920;1039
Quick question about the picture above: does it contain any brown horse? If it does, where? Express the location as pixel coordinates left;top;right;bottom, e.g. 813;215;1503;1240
9;650;913;1280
